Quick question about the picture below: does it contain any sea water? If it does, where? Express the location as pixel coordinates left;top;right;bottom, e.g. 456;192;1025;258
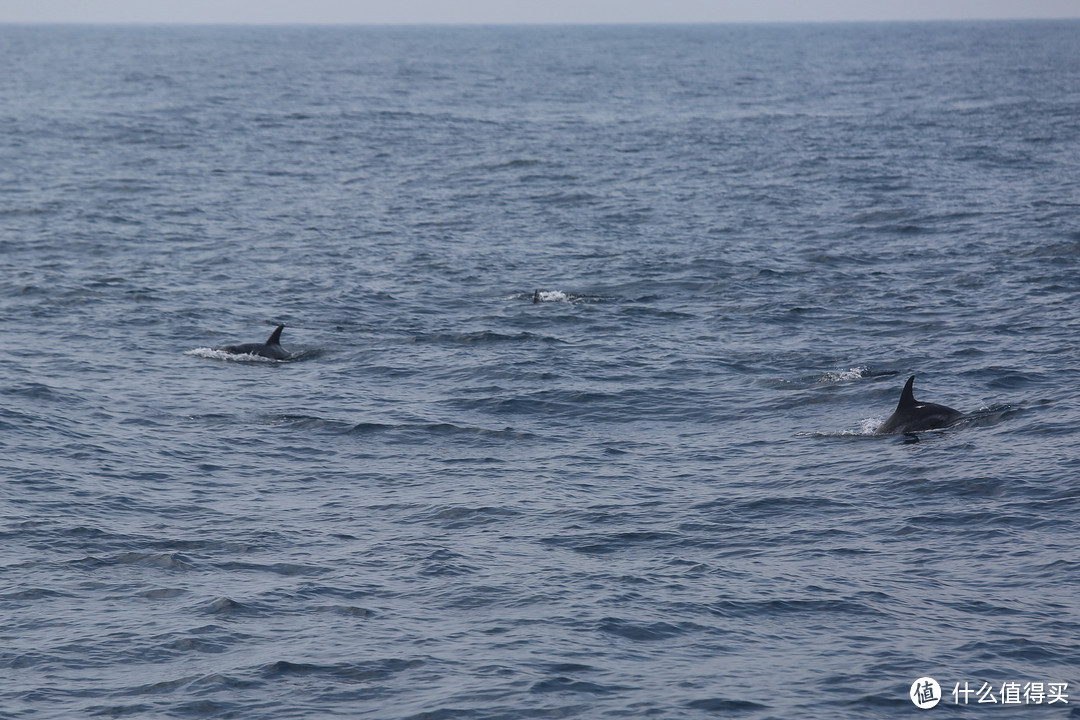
2;21;1079;719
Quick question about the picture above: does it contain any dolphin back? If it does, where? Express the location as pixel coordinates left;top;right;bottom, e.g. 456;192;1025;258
216;323;289;359
876;375;964;435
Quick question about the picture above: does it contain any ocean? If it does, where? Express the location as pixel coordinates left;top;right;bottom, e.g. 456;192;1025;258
1;20;1078;719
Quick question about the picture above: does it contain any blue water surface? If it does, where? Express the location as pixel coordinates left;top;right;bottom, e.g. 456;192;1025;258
1;21;1079;719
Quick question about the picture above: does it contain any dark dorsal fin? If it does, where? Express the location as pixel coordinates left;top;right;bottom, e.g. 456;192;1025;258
267;324;285;345
896;375;917;411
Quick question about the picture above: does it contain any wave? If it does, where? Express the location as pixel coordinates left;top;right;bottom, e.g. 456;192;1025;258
185;347;319;362
185;347;282;363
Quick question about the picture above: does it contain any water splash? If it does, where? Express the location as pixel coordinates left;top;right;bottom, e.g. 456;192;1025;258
185;348;281;362
818;366;868;383
532;289;570;303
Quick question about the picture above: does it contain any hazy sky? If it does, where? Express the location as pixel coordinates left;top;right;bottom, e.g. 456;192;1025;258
2;0;1079;25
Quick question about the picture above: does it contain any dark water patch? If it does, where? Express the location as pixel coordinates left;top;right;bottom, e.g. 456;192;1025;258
686;697;770;713
598;617;704;642
2;382;83;404
346;421;398;435
728;495;860;516
346;420;536;444
422;422;530;439
449;386;720;423
188;672;263;690
531;191;600;206
422;505;522;529
1030;559;1080;581
400;709;488;720
87;703;157;717
541;662;601;674
954;638;1078;665
169;700;243;717
214;561;329;577
530;676;619;695
67;552;196;571
0;651;52;670
260;658;423;682
941;599;1024;617
200;597;264;616
266;414;356;433
139;587;187;599
540;530;682;556
417;548;480;577
411;330;566;345
313;604;374;617
121;674;201;696
706;597;886;619
435;584;514;610
0;587;73;601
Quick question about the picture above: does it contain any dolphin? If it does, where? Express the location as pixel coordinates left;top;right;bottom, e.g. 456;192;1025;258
876;375;964;434
217;324;290;359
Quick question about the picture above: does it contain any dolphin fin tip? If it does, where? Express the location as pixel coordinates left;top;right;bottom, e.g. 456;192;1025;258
898;375;917;409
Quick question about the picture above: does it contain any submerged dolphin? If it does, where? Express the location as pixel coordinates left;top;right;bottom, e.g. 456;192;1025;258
876;375;964;434
217;324;289;359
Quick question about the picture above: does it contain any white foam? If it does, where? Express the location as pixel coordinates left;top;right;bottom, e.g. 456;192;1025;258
819;366;868;383
185;348;279;362
535;290;569;303
859;417;884;435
